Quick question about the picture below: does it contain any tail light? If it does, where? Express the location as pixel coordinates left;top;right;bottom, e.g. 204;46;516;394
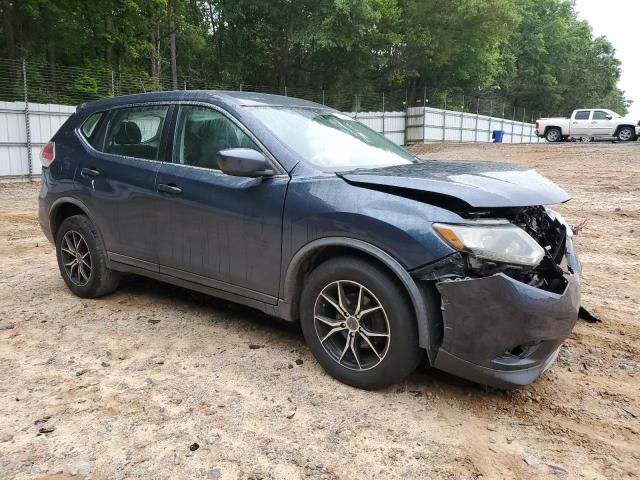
535;121;539;129
41;141;55;167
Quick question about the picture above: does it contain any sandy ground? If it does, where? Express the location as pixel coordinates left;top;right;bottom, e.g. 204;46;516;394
0;142;639;479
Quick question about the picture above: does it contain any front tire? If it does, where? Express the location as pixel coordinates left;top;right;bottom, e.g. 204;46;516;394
300;257;423;389
617;126;635;142
545;127;562;143
55;215;120;298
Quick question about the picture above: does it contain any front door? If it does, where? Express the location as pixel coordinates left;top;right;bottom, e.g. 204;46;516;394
590;110;616;138
155;105;289;301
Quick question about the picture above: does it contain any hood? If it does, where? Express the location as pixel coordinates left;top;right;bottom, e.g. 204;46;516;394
337;160;571;209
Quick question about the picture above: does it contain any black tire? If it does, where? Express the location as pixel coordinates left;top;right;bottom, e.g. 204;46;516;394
544;127;562;143
616;126;635;142
55;214;120;298
300;257;423;389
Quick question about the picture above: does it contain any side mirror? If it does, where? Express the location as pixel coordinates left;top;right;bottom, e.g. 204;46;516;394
606;115;612;120
217;148;274;178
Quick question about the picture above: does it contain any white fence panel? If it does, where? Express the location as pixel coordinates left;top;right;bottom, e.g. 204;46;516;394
346;111;406;145
1;101;546;179
406;106;543;145
0;101;75;179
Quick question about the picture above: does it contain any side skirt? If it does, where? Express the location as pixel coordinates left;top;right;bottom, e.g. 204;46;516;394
108;255;287;320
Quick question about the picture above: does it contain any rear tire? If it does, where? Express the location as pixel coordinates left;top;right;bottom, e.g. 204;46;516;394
300;257;423;389
55;215;120;298
545;127;562;143
617;126;635;142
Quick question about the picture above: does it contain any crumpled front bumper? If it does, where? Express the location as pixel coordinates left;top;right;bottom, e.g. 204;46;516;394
431;240;581;389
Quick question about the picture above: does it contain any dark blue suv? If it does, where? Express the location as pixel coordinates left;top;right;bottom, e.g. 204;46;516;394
39;91;581;389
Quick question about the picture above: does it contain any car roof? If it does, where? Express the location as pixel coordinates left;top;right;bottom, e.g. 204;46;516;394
77;90;327;112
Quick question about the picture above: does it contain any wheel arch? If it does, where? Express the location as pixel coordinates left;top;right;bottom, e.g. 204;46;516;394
50;197;100;242
614;124;636;139
281;237;438;363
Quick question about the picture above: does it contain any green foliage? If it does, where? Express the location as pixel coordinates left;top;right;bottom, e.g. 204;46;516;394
0;0;627;114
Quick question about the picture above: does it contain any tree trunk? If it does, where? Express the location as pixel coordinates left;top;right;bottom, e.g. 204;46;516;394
168;0;178;90
151;28;157;77
106;15;113;67
2;1;16;58
156;24;162;80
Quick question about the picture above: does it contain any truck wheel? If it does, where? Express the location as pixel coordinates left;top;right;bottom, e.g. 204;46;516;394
616;126;635;142
299;257;423;389
545;128;562;143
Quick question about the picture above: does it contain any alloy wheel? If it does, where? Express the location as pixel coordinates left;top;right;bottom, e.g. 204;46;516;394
618;128;633;141
546;129;560;142
313;280;390;371
60;230;92;286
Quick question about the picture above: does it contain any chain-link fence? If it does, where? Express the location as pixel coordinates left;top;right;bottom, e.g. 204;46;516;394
0;58;551;119
1;57;552;180
0;58;410;112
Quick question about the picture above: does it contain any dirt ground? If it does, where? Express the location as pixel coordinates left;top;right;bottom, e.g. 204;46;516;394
0;143;639;480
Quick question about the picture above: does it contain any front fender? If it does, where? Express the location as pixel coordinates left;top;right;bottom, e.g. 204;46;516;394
281;176;460;272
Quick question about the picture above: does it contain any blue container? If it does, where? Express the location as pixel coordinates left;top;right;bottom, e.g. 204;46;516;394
492;130;504;143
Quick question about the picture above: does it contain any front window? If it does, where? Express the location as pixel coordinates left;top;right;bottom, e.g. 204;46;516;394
249;107;419;171
173;106;258;170
593;110;611;120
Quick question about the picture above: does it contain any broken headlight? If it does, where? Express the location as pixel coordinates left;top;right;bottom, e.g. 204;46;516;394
433;221;545;268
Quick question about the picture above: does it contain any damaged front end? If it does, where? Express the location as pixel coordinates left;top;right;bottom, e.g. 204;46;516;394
413;206;581;389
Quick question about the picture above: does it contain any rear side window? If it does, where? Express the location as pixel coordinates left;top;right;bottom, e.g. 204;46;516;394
173;105;258;170
79;112;105;148
103;105;169;161
574;111;590;120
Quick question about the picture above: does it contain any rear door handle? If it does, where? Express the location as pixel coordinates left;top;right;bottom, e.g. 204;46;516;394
81;167;100;177
157;183;182;195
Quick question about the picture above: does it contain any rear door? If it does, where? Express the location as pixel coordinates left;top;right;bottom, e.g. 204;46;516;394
155;104;289;301
570;110;592;136
75;104;170;268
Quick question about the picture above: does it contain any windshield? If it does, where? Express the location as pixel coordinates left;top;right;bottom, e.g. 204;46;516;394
249;107;419;170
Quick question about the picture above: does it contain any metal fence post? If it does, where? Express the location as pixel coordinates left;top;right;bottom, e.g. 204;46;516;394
322;89;325;105
22;59;33;181
474;97;479;143
111;69;115;97
489;98;494;143
442;92;447;143
521;108;526;143
422;86;427;143
382;92;385;137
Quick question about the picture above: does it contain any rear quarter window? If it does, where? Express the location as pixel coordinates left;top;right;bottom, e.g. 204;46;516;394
79;112;105;148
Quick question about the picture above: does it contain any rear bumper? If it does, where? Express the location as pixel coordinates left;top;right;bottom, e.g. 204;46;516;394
38;172;55;244
432;245;580;389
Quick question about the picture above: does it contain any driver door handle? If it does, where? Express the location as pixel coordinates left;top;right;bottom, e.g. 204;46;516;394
157;183;182;195
81;167;100;177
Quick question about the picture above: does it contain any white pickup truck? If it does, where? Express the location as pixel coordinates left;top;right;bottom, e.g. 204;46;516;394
535;109;640;142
